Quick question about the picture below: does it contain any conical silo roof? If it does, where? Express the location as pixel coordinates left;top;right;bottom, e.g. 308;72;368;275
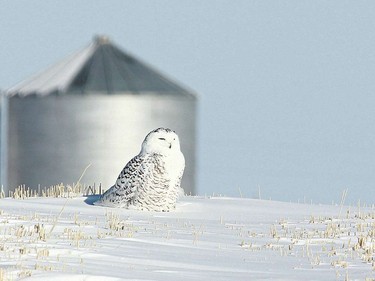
7;35;194;97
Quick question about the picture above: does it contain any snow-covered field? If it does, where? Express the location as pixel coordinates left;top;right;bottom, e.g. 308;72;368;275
0;195;375;280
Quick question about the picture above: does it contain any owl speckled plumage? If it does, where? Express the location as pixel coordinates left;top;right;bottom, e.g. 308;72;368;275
94;128;185;211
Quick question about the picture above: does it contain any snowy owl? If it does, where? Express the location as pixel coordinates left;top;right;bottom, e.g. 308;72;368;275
94;128;185;211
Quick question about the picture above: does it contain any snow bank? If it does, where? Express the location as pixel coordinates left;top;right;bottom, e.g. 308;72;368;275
0;196;374;280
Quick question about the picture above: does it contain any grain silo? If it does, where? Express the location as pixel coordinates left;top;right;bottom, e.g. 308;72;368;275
0;36;197;196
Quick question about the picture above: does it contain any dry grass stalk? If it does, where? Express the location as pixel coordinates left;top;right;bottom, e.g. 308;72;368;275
0;268;5;281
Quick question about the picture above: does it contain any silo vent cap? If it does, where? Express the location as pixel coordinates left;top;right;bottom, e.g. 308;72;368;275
94;35;110;45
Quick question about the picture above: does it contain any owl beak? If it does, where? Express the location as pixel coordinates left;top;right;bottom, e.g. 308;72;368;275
169;143;172;149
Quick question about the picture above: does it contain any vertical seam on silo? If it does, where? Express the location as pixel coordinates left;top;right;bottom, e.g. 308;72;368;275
0;95;9;193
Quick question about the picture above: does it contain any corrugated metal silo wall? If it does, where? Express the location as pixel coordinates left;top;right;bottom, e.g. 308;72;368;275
6;94;196;195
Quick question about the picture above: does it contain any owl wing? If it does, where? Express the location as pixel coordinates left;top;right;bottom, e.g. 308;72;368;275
175;156;186;197
94;154;145;207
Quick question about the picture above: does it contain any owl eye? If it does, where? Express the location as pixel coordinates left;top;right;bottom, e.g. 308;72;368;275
158;137;166;141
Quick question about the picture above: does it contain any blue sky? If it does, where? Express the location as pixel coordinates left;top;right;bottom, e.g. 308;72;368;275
1;1;375;204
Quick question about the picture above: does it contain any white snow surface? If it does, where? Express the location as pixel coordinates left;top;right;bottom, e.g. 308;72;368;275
0;196;374;280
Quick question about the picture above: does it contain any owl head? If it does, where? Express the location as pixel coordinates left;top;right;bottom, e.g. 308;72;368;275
141;128;181;155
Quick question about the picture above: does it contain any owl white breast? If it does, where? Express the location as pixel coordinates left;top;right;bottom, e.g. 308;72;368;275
94;128;185;211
